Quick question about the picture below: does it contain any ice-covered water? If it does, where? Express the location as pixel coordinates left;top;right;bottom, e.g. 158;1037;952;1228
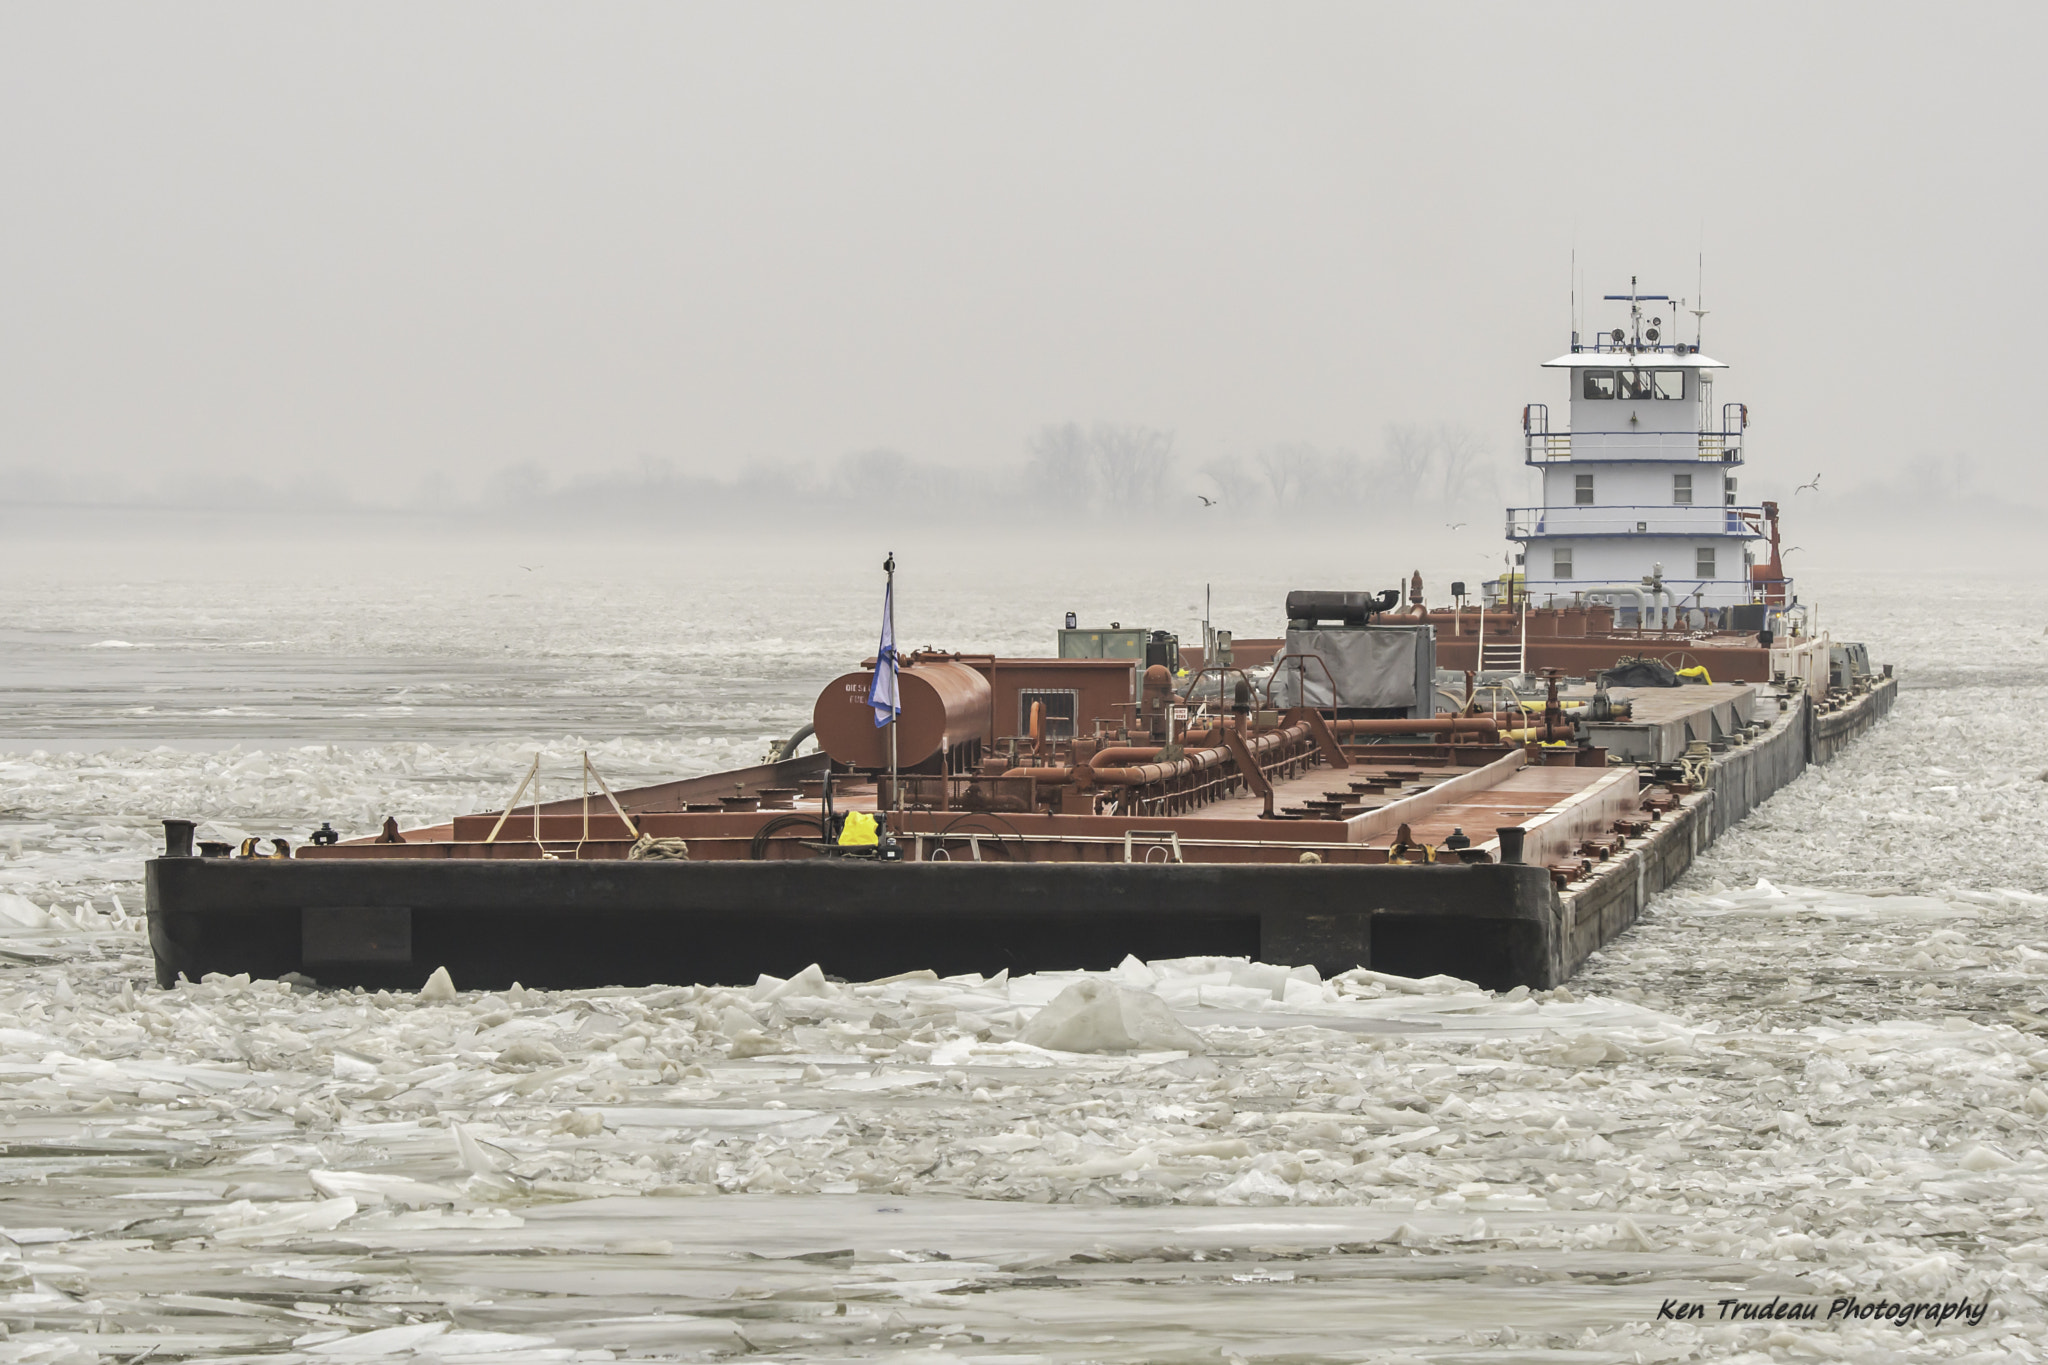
2;548;2046;1361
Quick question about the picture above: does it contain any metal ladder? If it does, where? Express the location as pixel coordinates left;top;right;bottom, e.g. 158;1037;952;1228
1477;598;1527;675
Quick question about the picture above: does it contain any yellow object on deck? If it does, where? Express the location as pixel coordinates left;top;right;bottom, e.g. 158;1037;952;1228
1676;665;1713;684
837;810;879;847
1501;729;1579;745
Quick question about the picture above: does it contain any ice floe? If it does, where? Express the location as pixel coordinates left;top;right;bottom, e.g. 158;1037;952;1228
0;565;2043;1358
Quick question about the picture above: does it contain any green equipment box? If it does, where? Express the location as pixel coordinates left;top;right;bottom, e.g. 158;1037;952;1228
1058;627;1148;660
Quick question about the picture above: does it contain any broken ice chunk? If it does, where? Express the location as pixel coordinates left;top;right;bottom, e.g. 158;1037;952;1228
309;1169;461;1208
1016;979;1204;1054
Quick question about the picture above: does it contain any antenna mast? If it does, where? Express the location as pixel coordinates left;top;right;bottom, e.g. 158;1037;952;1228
1691;252;1707;349
1601;278;1671;353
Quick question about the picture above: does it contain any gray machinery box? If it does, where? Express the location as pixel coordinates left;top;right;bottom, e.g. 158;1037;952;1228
1268;622;1436;717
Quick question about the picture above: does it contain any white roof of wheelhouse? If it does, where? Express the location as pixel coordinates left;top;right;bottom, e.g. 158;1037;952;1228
1545;351;1728;370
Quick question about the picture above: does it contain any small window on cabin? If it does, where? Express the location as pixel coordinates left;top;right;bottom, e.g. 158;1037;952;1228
1653;370;1686;400
1582;370;1616;400
1673;473;1693;505
1724;474;1738;506
1018;688;1078;742
1696;547;1717;579
1553;548;1573;580
1617;369;1655;401
1574;473;1595;505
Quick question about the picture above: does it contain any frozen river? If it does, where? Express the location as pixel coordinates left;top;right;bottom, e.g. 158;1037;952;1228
1;545;2045;1362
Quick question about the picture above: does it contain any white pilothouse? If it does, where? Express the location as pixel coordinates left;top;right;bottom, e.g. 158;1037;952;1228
1497;279;1791;627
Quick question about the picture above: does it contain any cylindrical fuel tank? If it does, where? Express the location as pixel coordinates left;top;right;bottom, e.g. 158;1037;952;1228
1285;588;1401;625
812;660;991;769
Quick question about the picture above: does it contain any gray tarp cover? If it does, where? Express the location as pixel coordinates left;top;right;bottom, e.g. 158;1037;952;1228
1599;658;1682;688
1270;628;1418;709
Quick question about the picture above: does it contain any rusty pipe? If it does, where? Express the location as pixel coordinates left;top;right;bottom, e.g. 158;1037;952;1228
1086;745;1181;767
1087;723;1310;787
1087;719;1244;768
1086;749;1234;787
1002;757;1208;787
1003;766;1077;784
1084;738;1229;766
1017;721;1317;789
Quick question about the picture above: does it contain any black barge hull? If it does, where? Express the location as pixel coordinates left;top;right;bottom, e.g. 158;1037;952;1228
147;858;1562;992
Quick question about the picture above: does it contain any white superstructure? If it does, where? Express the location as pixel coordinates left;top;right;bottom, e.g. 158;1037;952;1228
1503;281;1783;620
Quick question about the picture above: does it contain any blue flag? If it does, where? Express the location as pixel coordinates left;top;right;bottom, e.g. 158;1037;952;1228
867;579;900;728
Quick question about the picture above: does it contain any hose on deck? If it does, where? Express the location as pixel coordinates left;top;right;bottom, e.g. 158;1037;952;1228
772;722;816;763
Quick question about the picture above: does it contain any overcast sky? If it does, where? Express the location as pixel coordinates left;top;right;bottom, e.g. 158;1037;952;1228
2;3;2042;507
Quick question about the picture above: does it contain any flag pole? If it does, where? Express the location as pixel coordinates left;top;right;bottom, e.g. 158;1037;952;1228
884;552;898;812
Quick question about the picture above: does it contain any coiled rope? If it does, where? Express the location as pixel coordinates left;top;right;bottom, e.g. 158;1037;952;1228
628;834;692;861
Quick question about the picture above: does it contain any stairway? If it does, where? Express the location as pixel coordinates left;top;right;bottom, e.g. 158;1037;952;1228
1476;602;1527;676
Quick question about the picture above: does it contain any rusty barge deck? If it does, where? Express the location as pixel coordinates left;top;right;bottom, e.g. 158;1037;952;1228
146;672;1898;993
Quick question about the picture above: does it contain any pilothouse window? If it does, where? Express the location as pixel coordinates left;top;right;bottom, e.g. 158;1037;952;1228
1581;370;1616;400
1617;369;1655;401
1653;370;1686;400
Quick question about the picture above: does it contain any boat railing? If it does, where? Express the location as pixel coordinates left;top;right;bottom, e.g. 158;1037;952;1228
910;828;1369;863
1565;337;1706;358
1521;575;1798;610
1506;505;1772;539
1524;431;1747;464
1523;401;1748;464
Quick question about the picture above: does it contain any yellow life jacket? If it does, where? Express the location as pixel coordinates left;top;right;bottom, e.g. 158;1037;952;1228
837;811;880;847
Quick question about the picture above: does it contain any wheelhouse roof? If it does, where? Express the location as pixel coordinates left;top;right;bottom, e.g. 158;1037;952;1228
1546;351;1728;370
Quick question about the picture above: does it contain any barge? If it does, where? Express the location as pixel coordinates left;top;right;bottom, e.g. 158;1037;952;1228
147;287;1895;992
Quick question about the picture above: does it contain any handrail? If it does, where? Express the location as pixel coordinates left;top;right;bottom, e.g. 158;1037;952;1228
1565;340;1709;357
1505;505;1771;539
1261;651;1343;711
1529;426;1746;437
1521;575;1797;605
1524;428;1746;464
485;754;542;846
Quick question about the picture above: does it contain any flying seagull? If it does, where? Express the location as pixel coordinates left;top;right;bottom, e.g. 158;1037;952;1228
1782;546;1804;556
519;564;542;572
1794;474;1821;494
1196;495;1217;507
1445;521;1466;530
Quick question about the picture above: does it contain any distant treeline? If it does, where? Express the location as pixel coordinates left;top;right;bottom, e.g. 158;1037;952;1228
460;420;1508;527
